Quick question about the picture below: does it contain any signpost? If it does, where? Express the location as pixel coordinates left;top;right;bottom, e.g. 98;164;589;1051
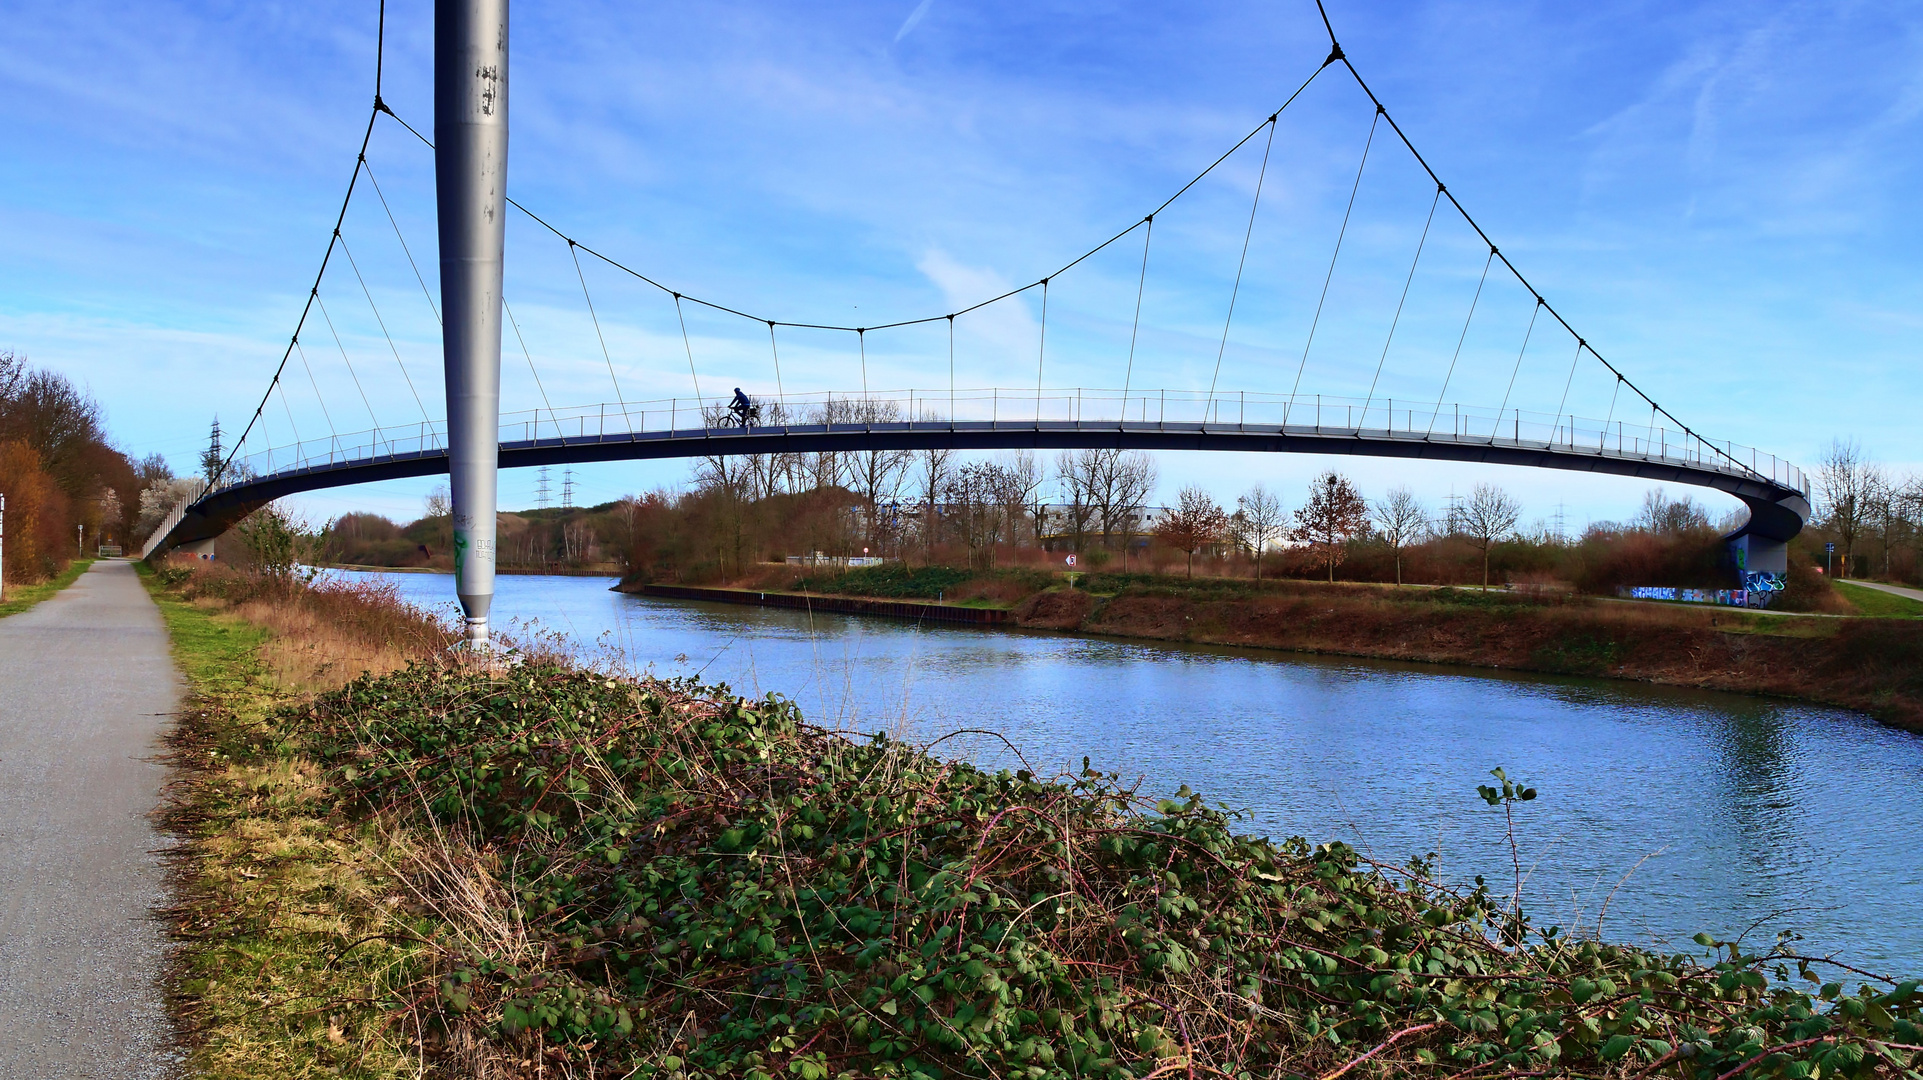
1825;541;1835;577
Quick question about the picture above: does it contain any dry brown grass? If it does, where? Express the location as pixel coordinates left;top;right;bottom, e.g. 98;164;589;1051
160;558;453;691
145;560;463;1078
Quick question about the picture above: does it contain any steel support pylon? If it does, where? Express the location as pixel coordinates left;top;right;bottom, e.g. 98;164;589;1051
435;0;508;649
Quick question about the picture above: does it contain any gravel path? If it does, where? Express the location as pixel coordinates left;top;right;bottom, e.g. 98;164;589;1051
0;561;181;1079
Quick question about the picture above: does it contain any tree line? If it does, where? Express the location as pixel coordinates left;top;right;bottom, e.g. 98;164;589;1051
0;351;152;584
1806;438;1923;583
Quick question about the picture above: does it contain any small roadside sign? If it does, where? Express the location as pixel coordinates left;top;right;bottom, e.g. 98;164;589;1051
1065;554;1077;566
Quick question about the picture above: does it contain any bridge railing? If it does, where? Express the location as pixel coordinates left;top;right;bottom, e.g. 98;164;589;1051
214;388;1805;499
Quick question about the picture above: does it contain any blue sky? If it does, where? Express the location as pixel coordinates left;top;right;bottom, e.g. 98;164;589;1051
2;0;1918;530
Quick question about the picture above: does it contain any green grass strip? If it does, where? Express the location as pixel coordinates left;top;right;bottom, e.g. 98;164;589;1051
1834;580;1923;619
0;557;96;619
133;562;269;691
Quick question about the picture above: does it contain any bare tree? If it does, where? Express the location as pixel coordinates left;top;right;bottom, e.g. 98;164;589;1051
1052;450;1099;552
1235;483;1287;580
996;451;1045;546
1291;471;1369;582
1898;475;1923;579
1373;485;1425;586
1459;482;1522;588
837;399;913;554
912;446;954;565
1815;439;1879;578
946;461;1010;568
1110;453;1158;570
1634;488;1710;534
740;401;797;502
1152;486;1227;578
1868;478;1896;578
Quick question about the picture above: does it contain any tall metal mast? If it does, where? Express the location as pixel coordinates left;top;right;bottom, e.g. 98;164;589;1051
435;0;508;649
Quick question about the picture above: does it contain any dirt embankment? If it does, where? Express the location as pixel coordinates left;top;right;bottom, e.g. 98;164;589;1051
1009;583;1923;731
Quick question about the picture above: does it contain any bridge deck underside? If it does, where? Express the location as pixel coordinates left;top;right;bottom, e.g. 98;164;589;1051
153;420;1810;554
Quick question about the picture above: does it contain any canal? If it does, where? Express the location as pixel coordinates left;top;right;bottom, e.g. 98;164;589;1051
347;570;1923;973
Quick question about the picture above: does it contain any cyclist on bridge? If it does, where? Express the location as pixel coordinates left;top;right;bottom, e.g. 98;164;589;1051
729;387;756;427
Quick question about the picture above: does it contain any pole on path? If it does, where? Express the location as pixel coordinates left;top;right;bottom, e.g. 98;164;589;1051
436;0;509;650
1;493;7;601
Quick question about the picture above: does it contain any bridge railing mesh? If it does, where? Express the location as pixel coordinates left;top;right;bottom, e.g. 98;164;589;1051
214;388;1805;498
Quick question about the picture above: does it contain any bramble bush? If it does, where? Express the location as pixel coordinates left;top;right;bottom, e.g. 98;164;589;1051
293;664;1921;1079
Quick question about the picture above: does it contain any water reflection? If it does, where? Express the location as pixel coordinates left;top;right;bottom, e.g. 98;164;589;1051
344;570;1923;971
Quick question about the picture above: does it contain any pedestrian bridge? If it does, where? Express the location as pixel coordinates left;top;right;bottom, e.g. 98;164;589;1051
142;386;1809;568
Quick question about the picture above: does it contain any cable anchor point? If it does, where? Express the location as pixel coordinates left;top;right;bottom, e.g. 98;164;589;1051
1324;44;1345;65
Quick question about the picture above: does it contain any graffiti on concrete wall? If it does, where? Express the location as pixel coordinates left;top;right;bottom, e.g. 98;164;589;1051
1619;579;1783;609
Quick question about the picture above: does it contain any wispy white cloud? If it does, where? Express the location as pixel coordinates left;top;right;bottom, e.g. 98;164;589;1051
894;0;936;44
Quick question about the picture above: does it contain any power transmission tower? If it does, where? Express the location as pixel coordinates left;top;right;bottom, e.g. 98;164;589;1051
200;417;223;482
536;466;552;510
561;467;575;510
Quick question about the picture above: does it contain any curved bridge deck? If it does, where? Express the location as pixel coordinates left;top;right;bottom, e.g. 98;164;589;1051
144;389;1808;558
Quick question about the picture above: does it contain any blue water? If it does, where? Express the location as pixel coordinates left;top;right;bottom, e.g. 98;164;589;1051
345;570;1923;973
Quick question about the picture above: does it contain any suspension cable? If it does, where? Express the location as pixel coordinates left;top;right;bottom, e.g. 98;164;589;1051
1432;247;1493;427
275;380;301;447
207;3;388;491
1034;279;1050;420
504;297;563;445
1361;184;1441;427
381;57;1329;339
1310;0;1757;479
569;240;631;427
292;338;336;435
1286;107;1380;423
361;159;440;324
335;229;431;422
766;322;785;414
1121;215;1153;413
1496;299;1543;424
1208;115;1280;404
1553;337;1585;427
672;294;705;424
857;328;869;401
313;291;393;455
